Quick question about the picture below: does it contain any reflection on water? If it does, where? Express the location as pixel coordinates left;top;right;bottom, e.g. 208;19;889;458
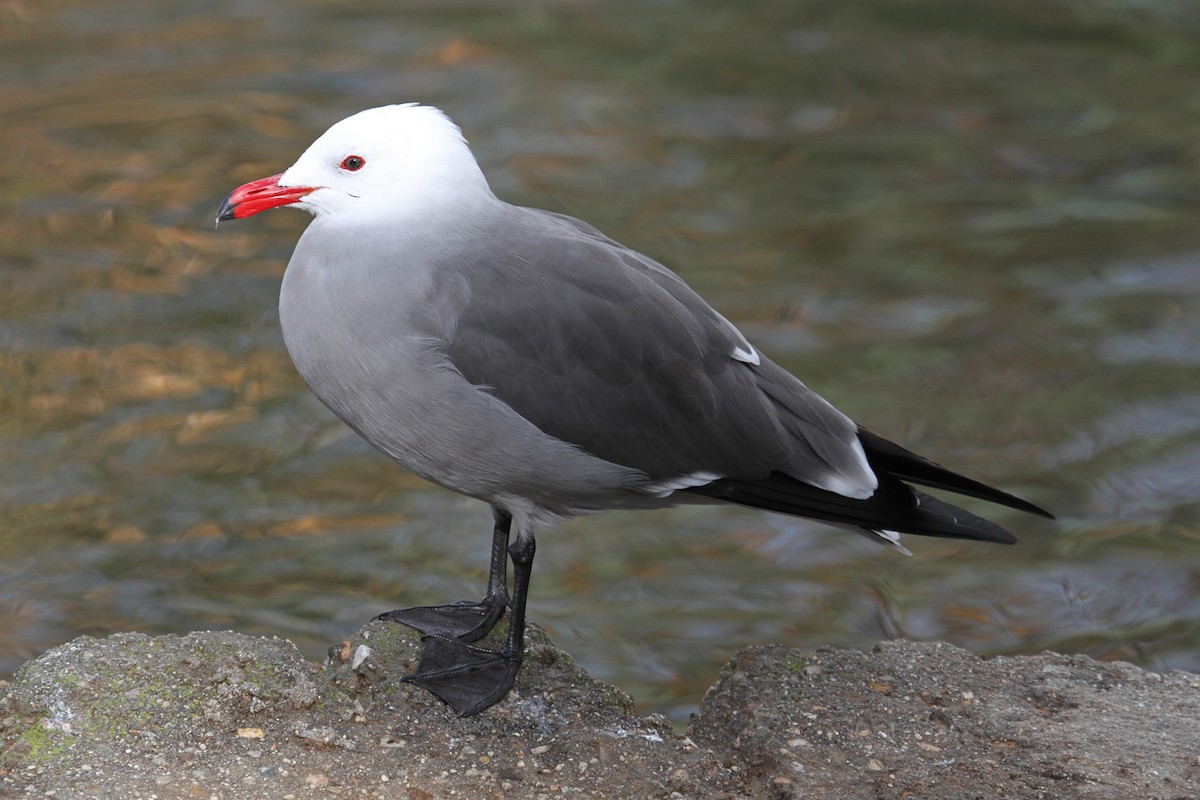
2;0;1199;722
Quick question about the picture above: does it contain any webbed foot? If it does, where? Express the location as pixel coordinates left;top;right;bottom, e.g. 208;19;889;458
376;598;507;642
405;634;522;717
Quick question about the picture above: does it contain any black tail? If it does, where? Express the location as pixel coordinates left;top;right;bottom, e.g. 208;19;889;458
683;427;1052;545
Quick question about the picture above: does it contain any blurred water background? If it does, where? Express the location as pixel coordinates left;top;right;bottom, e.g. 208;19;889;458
1;0;1198;723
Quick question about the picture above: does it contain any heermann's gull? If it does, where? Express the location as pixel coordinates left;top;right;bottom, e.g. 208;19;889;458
217;104;1051;717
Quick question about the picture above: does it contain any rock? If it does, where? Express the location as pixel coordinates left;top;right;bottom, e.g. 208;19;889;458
1;626;1197;799
690;640;1200;799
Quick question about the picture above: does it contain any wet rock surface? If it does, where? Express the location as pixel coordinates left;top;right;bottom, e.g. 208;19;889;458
1;625;1197;799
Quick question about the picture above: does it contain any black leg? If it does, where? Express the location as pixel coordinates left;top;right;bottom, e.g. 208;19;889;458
480;507;513;614
375;508;511;642
404;532;536;717
500;533;535;660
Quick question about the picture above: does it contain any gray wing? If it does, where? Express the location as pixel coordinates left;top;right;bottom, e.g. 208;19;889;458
439;208;877;497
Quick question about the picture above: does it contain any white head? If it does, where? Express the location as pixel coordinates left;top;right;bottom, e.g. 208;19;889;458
217;104;493;226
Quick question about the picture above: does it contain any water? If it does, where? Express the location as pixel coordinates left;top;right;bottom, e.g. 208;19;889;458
2;0;1198;723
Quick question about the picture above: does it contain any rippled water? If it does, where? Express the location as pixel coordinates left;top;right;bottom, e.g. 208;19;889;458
2;0;1199;722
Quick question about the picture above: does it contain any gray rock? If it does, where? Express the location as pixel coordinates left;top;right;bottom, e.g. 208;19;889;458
1;625;1196;799
691;640;1200;799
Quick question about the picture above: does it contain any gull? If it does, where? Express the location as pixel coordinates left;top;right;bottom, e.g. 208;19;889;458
217;104;1051;716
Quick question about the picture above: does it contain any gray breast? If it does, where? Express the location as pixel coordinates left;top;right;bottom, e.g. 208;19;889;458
277;221;647;513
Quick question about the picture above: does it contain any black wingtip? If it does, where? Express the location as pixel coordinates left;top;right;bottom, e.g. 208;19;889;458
970;486;1053;521
685;469;1045;546
857;426;1053;520
1021;500;1055;521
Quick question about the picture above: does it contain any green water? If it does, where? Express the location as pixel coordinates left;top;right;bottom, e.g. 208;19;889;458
2;0;1198;722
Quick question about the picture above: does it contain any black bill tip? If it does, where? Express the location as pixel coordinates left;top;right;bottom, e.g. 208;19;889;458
215;191;238;225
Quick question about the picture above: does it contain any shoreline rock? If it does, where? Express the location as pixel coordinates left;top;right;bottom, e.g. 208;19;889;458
2;623;1197;799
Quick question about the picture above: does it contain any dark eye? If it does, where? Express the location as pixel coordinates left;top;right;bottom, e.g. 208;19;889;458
340;155;366;172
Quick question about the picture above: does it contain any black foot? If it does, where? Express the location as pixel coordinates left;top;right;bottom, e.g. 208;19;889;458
405;634;521;717
375;599;506;643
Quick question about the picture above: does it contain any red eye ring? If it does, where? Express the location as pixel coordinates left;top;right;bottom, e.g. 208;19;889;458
340;155;366;172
